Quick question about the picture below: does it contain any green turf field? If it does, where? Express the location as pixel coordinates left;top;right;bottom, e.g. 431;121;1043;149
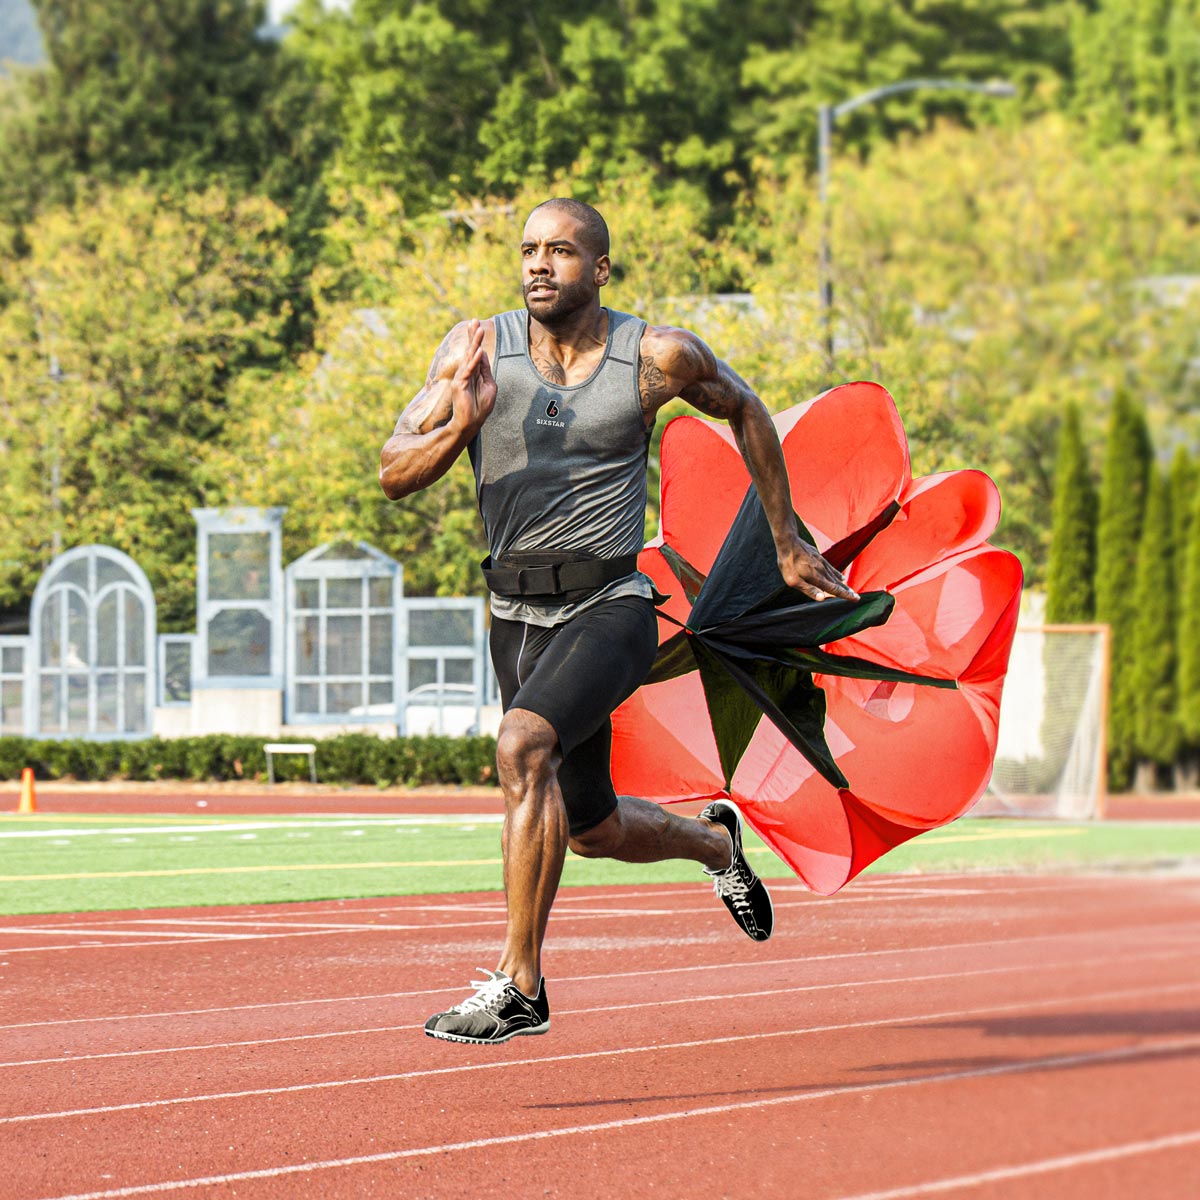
1;811;1197;915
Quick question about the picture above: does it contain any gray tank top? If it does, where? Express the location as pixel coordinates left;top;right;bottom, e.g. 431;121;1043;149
470;307;654;626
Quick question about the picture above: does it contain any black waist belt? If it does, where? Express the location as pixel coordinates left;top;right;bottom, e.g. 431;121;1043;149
481;552;640;601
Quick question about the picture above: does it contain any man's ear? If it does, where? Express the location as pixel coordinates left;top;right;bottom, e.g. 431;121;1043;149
595;254;611;287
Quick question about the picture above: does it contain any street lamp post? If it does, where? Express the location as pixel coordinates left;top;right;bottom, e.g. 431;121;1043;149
817;78;1017;362
48;355;64;557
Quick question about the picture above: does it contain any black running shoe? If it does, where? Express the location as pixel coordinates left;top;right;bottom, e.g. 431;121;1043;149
701;799;774;941
424;969;550;1044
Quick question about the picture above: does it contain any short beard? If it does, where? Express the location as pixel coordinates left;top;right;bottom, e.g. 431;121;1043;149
523;276;595;325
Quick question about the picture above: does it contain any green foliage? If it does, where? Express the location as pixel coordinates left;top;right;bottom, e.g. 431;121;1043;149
1070;0;1200;149
288;0;1071;217
1178;483;1200;745
1095;392;1153;787
0;1;334;340
0;733;499;785
0;183;295;628
1045;403;1096;623
1131;467;1178;766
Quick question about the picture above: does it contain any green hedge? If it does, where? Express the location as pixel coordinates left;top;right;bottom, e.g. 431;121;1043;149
0;734;498;787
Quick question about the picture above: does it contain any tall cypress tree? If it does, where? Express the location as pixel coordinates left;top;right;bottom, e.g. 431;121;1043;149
1131;467;1177;787
1177;481;1200;778
1045;403;1098;623
1095;391;1153;789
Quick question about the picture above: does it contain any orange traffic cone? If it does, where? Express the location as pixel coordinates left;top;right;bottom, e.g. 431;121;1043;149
18;768;36;814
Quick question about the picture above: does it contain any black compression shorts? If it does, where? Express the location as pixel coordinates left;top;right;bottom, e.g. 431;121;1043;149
489;596;659;837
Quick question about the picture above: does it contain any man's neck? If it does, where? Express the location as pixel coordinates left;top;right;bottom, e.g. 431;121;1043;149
529;303;607;358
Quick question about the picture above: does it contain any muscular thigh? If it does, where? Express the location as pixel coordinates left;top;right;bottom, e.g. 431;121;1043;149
489;597;658;835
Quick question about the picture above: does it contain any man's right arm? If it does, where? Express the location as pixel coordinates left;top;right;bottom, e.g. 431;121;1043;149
379;319;495;501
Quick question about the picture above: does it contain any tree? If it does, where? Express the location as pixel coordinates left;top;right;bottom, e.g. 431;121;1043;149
1131;466;1177;787
1177;481;1200;779
1094;392;1153;788
1045;402;1096;623
0;0;332;232
0;184;295;627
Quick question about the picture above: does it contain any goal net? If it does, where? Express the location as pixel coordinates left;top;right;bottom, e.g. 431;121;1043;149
975;624;1110;820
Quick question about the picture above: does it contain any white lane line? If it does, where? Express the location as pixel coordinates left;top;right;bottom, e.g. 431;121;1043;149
22;1037;1200;1198
836;1129;1200;1199
2;952;1192;1070
3;922;1192;1031
0;929;265;941
0;816;504;839
4;974;1195;1123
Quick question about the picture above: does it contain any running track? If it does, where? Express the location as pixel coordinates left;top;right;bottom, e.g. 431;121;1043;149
2;872;1198;1198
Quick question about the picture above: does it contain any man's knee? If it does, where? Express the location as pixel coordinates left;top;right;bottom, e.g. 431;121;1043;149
495;709;560;791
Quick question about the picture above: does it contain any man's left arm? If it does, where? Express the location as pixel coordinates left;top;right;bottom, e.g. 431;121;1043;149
639;327;858;603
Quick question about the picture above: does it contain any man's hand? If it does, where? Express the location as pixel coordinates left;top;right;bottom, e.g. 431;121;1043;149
449;319;496;435
778;532;860;603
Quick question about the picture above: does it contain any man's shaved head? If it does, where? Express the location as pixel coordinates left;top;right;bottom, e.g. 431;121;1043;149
527;198;610;259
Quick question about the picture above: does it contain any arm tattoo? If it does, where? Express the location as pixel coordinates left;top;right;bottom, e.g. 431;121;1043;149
424;335;452;386
681;374;740;421
638;353;673;407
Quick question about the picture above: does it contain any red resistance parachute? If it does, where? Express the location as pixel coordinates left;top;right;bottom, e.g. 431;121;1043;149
610;382;1024;895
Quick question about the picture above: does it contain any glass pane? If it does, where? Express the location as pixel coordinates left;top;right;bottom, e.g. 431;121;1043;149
124;674;147;733
369;680;392;706
67;591;88;669
1;680;24;735
207;608;271;676
409;608;474;647
67;674;89;733
1;645;23;674
163;642;193;704
40;592;62;666
325;681;363;714
326;615;362;675
39;675;62;733
369;614;392;675
96;672;119;733
56;558;90;588
316;541;370;561
296;615;320;675
96;556;133;589
296;682;320;714
207;533;270;601
444;658;475;686
327;578;361;609
125;592;146;665
408;658;438;690
369;577;392;608
295;579;319;610
97;593;120;667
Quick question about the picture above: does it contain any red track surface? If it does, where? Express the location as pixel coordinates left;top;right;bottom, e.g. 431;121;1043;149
2;871;1198;1198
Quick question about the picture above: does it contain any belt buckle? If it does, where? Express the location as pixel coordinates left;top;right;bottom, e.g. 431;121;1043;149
518;564;559;595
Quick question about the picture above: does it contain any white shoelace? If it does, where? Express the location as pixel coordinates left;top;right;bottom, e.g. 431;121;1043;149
449;969;510;1014
711;865;754;913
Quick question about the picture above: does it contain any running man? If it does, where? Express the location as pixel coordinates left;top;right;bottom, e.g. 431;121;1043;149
380;198;857;1044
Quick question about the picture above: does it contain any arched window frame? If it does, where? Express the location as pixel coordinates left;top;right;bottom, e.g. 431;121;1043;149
29;545;156;739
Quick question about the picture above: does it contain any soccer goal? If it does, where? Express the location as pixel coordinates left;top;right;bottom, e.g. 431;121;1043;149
976;624;1110;821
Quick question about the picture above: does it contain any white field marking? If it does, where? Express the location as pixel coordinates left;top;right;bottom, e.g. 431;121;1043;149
14;1036;1200;1198
835;1130;1200;1200
0;816;504;840
2;919;1192;1031
0;928;264;941
2;948;1191;1071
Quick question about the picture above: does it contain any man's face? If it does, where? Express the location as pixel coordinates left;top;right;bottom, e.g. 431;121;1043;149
520;209;609;323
